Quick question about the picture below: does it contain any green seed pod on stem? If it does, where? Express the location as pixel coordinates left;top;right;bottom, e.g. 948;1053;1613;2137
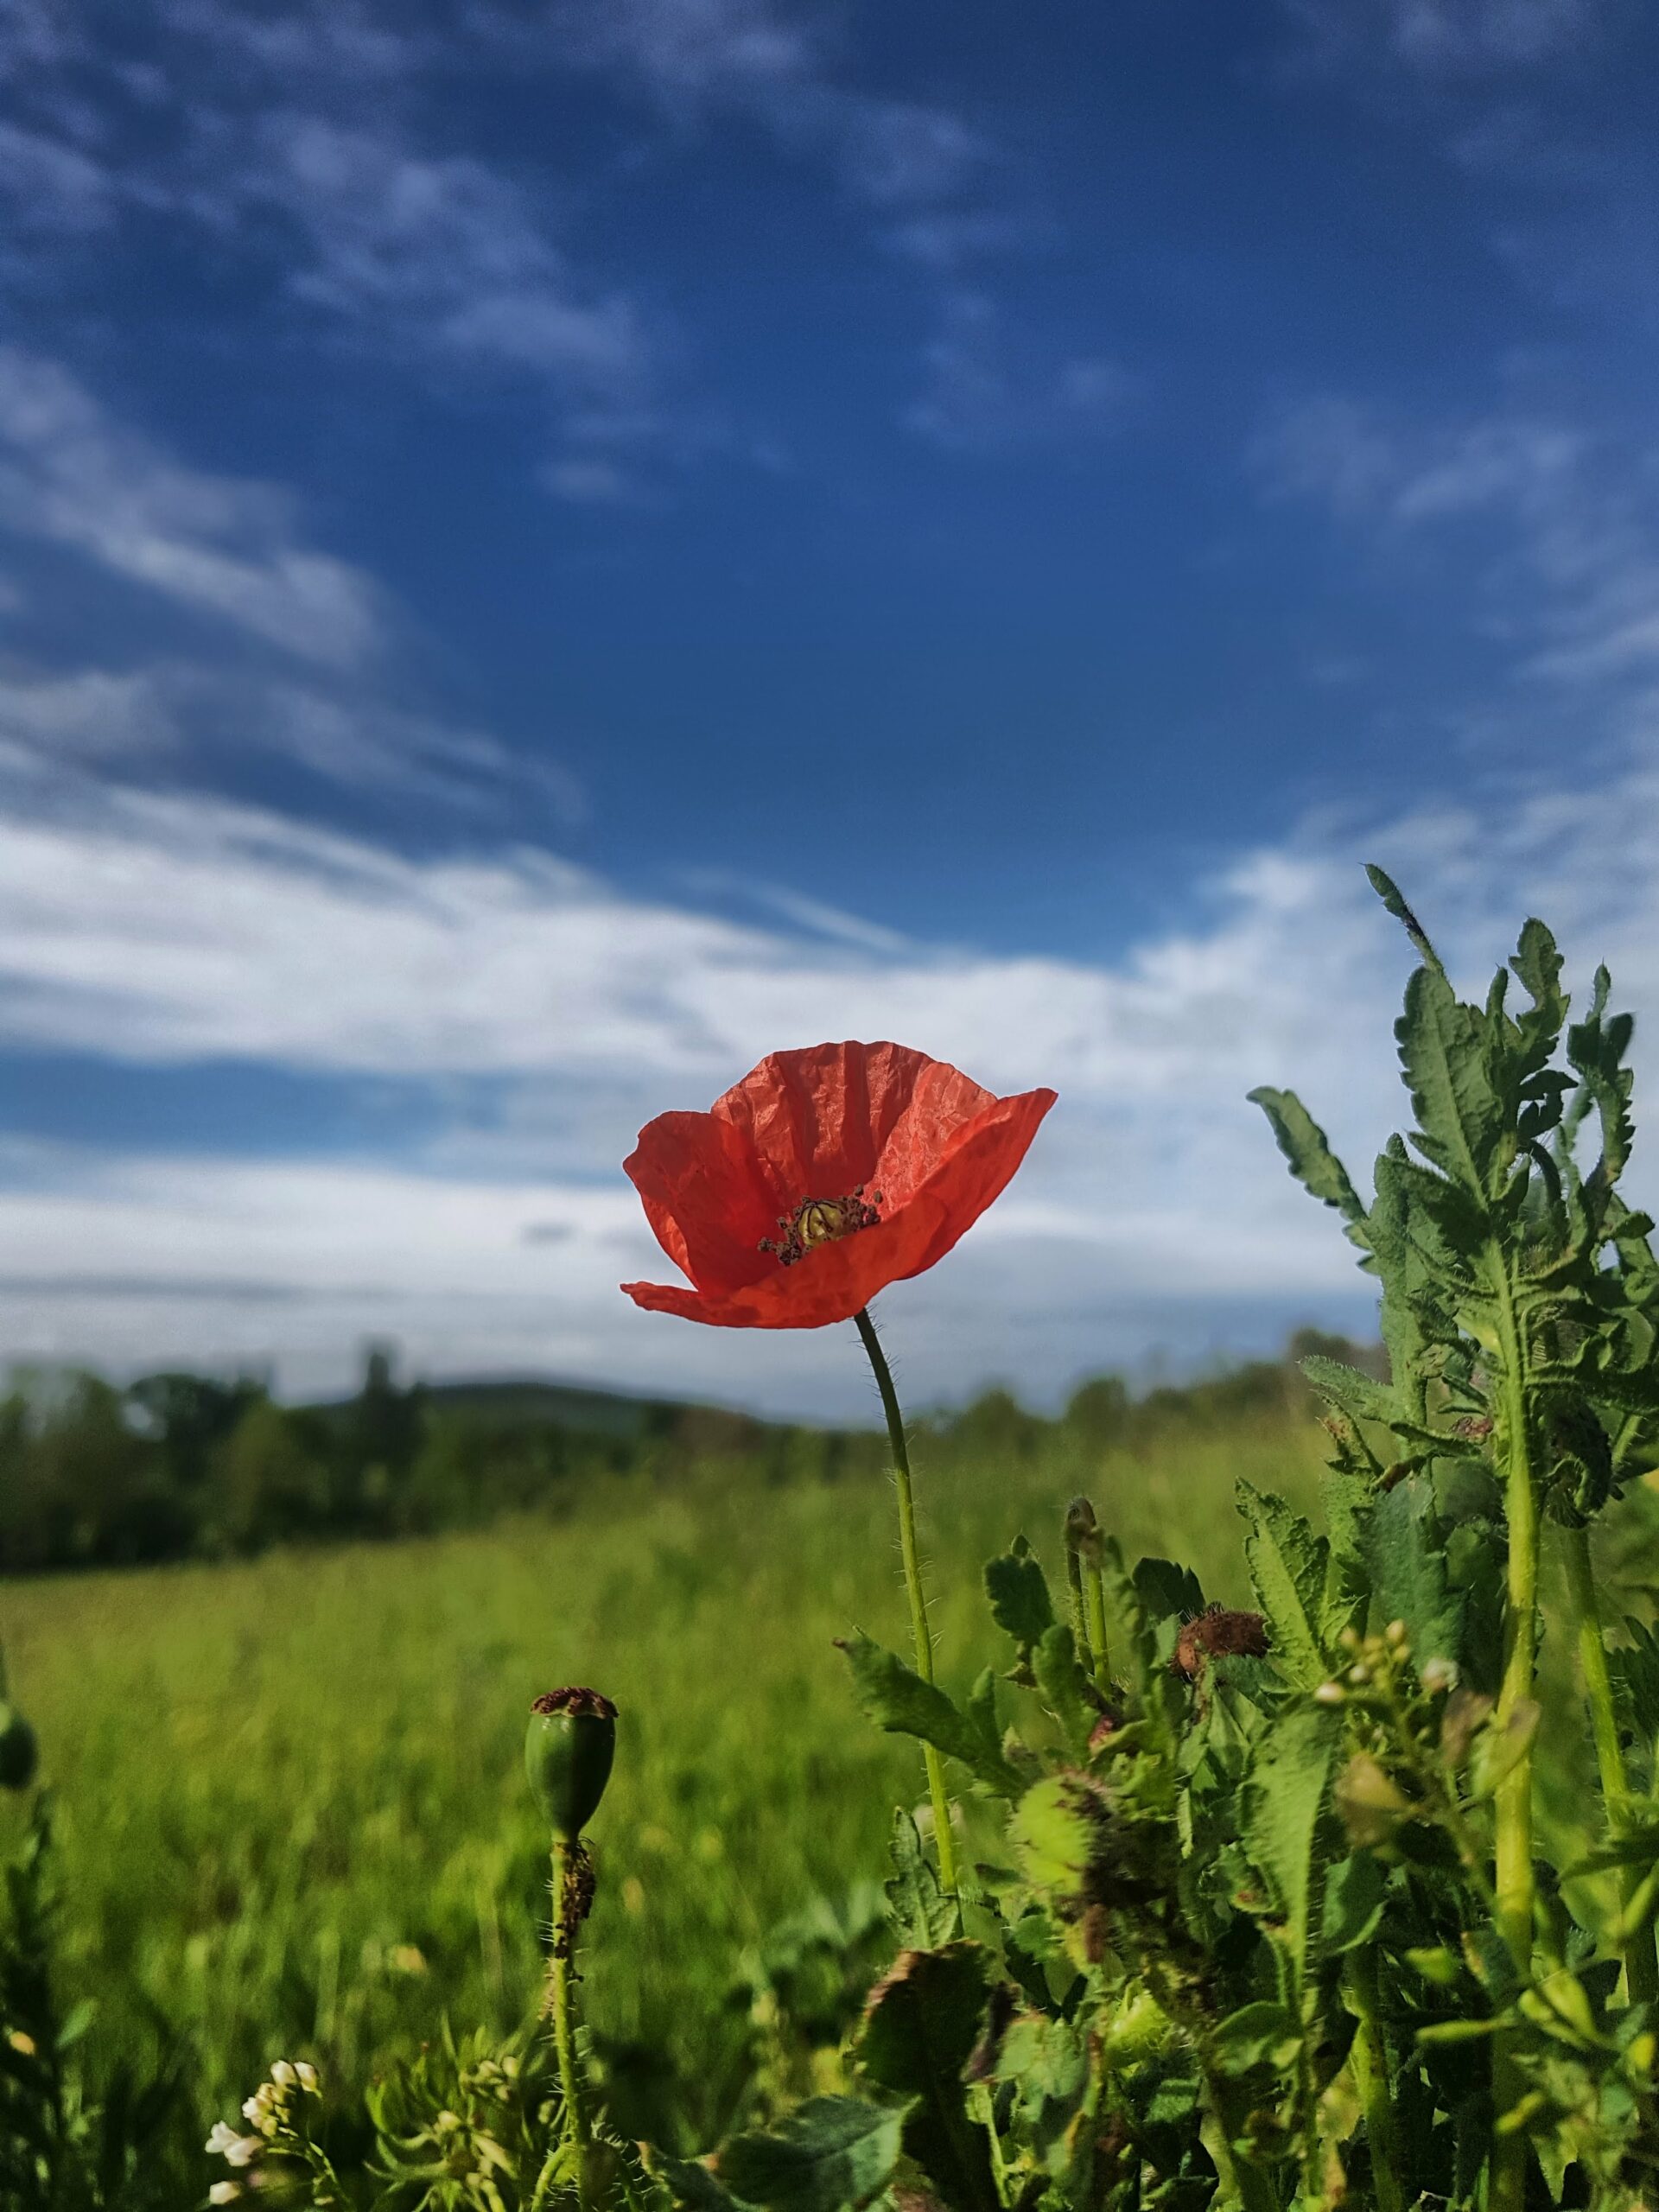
525;1688;617;1840
0;1701;36;1792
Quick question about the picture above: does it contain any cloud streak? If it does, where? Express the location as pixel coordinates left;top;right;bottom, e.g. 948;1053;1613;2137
7;735;1659;1409
0;348;385;667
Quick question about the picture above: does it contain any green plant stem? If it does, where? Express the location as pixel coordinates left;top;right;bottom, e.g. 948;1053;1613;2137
1563;1522;1658;2005
854;1306;958;1904
1084;1560;1112;1694
1346;1952;1405;2212
549;1837;590;2154
1491;1281;1541;2212
1065;1549;1094;1671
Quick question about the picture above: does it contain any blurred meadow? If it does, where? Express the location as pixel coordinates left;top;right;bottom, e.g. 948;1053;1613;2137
0;1370;1331;2158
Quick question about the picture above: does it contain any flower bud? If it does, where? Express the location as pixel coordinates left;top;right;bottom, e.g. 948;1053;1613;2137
1064;1497;1103;1568
525;1688;617;1840
1335;1754;1412;1849
0;1702;38;1793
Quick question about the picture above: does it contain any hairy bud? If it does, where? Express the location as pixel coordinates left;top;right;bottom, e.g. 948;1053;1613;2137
1172;1605;1268;1681
1064;1496;1104;1569
526;1688;618;1840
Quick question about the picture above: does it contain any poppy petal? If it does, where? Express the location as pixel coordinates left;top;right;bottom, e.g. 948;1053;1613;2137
711;1040;983;1212
622;1109;778;1294
621;1083;1056;1328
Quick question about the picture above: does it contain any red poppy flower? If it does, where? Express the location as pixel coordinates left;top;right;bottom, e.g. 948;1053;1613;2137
620;1041;1057;1329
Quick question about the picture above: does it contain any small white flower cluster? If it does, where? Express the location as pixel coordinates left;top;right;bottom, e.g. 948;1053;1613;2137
204;2058;320;2202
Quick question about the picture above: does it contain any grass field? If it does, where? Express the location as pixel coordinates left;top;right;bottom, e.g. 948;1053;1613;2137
0;1403;1329;2153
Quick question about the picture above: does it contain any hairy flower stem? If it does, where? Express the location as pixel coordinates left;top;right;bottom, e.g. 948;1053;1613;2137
1563;1523;1658;2005
1491;1285;1540;2212
854;1306;958;1904
546;1838;591;2179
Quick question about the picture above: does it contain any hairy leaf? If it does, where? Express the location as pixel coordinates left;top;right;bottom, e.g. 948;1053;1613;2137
1249;1087;1368;1231
885;1810;958;1952
1236;1482;1330;1689
838;1635;1022;1797
1367;862;1443;972
1032;1623;1097;1756
1362;1476;1461;1678
1243;1703;1341;1991
1300;1354;1395;1428
1133;1557;1206;1625
715;2098;907;2212
1395;966;1505;1203
983;1543;1053;1650
858;1944;998;2212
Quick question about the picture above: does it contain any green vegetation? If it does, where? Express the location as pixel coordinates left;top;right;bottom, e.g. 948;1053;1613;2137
0;1380;1328;2185
10;874;1659;2211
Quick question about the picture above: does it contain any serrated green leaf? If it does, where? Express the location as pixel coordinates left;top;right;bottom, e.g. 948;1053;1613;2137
1396;966;1506;1202
1133;1557;1206;1624
884;1808;958;1951
1032;1622;1097;1755
838;1633;1022;1797
1300;1354;1396;1427
858;1943;998;2212
715;2098;906;2212
1319;1465;1373;1650
1362;1476;1461;1678
1249;1087;1368;1231
1236;1482;1329;1689
1243;1703;1341;1990
1366;862;1444;970
983;1545;1053;1649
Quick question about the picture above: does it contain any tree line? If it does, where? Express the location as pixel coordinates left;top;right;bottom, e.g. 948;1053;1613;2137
0;1330;1368;1574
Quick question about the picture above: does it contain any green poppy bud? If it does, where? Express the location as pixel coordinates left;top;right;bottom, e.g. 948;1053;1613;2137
0;1702;38;1792
1064;1495;1103;1569
525;1688;617;1840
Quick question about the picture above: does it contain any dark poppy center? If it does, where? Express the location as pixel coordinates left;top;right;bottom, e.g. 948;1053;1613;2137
759;1186;882;1267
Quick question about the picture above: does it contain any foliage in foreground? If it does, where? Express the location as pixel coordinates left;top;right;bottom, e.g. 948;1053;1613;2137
9;872;1659;2210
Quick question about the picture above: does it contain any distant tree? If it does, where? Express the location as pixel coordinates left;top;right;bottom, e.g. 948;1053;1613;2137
946;1385;1044;1460
1062;1375;1130;1447
127;1371;262;1490
211;1399;331;1550
344;1344;425;1503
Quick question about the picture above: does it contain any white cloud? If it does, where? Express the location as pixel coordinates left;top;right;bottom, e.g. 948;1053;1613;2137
1280;0;1611;79
235;117;647;388
1251;393;1659;684
6;741;1659;1409
0;663;587;822
906;293;1135;452
0;349;384;667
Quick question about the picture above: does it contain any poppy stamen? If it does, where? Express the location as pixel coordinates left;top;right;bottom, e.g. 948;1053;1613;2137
759;1186;883;1266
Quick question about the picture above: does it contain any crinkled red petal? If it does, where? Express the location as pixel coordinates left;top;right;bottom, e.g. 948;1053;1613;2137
621;1083;1055;1328
625;1041;1016;1295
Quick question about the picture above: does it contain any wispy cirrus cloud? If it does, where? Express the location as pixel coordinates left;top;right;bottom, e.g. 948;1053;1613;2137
0;352;585;820
0;347;385;667
1278;0;1612;79
1249;392;1659;684
905;292;1135;452
7;730;1659;1409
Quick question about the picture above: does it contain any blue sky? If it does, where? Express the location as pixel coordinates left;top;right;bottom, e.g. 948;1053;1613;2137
3;0;1659;1415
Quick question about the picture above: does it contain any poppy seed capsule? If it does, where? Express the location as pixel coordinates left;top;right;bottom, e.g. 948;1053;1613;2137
525;1688;617;1840
0;1702;38;1792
